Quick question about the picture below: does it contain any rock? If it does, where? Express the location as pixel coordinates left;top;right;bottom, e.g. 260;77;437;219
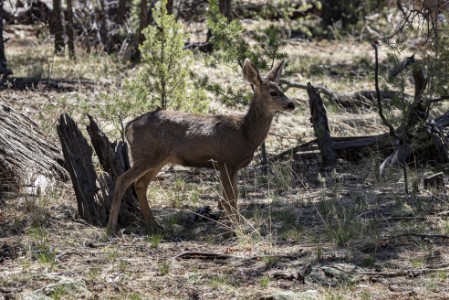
42;277;91;298
20;277;91;300
260;290;320;300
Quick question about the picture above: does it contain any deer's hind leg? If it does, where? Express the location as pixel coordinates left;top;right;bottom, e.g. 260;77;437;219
134;164;165;231
107;157;167;233
107;164;152;233
219;165;240;222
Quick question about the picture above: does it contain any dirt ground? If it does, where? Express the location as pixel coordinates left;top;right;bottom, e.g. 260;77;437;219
1;24;449;300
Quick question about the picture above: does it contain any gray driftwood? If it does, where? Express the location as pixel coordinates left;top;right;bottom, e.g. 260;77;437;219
0;102;67;199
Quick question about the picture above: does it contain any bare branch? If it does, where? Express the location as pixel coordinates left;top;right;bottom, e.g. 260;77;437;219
372;43;399;140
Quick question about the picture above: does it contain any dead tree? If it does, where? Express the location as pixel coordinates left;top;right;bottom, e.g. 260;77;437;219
57;114;142;227
276;53;449;173
52;0;65;54
0;102;67;199
0;2;11;76
307;82;337;168
66;0;76;59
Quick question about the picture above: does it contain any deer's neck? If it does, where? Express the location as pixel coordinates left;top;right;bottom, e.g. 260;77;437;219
243;95;274;151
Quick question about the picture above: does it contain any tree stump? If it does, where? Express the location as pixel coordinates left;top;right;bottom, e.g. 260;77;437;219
307;82;337;168
57;113;143;228
0;102;67;199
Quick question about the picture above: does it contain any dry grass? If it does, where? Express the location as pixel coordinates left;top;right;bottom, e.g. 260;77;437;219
1;24;449;300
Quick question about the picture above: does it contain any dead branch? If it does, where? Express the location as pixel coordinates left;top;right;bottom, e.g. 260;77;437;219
372;43;399;140
272;133;395;162
385;233;449;240
357;267;449;278
281;79;409;109
333;264;449;278
307;83;337;168
173;251;305;261
173;251;241;260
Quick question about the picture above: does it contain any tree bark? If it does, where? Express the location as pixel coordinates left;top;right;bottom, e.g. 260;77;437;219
0;2;11;76
100;0;112;52
57;114;99;224
116;0;127;24
219;0;232;22
66;0;76;59
307;82;337;168
57;113;143;228
52;0;65;54
205;0;233;53
138;0;148;44
166;0;174;14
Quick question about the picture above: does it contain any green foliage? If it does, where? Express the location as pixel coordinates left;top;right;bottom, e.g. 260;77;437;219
157;261;170;275
207;0;286;68
104;0;209;137
26;226;56;266
201;0;288;106
133;0;208;111
146;234;164;248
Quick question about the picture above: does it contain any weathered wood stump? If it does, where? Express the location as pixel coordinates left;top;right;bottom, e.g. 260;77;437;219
57;113;142;228
307;82;337;168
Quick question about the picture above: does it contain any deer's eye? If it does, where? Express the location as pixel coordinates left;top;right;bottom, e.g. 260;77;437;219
269;91;277;97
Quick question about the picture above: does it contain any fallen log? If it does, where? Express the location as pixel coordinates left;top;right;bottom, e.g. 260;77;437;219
282;79;409;109
0;102;67;199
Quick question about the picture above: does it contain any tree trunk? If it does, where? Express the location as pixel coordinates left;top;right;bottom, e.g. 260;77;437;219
166;0;174;14
116;0;127;24
97;0;111;52
52;0;65;54
0;1;11;76
219;0;232;22
66;0;75;59
307;82;337;168
321;0;361;28
138;0;148;44
205;0;233;53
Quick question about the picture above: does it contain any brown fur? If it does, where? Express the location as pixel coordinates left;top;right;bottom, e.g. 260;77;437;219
107;59;295;233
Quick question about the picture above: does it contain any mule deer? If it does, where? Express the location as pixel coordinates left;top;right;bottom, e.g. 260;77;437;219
107;59;295;233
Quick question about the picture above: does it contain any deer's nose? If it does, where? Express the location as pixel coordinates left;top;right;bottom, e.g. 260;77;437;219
286;102;295;111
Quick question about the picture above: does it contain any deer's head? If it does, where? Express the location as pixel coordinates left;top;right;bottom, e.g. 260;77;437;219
243;59;295;113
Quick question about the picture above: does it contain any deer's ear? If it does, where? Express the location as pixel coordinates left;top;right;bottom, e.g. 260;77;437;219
243;59;262;87
265;60;285;83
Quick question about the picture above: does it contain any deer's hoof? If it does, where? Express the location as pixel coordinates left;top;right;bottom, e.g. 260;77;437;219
106;222;117;235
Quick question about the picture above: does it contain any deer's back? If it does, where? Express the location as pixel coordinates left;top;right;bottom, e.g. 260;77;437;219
126;109;253;168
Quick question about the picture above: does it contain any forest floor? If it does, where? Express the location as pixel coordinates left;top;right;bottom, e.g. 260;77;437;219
1;24;449;300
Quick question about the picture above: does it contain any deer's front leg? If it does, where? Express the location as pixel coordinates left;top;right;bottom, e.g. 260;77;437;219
134;170;164;232
219;166;240;222
107;165;151;234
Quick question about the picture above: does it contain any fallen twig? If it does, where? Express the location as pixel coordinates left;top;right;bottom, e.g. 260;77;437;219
173;251;245;260
385;233;449;240
332;264;449;278
173;250;305;261
358;266;449;278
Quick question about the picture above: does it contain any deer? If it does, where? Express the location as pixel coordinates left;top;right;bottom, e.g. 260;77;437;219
106;58;295;233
